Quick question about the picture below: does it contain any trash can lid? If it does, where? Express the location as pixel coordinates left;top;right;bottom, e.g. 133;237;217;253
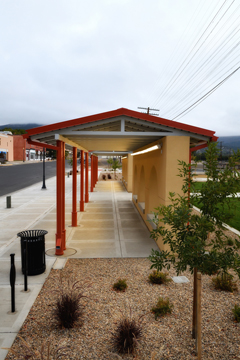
17;230;48;238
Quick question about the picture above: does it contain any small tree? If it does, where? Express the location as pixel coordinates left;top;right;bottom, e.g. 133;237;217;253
149;142;240;338
107;157;113;170
107;158;122;179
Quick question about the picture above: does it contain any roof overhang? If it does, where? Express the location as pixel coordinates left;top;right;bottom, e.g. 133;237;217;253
24;108;218;153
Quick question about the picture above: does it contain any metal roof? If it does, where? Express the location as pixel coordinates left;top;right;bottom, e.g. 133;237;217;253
24;108;218;154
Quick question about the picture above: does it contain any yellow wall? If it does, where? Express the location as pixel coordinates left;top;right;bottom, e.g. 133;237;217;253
122;154;133;192
132;136;190;251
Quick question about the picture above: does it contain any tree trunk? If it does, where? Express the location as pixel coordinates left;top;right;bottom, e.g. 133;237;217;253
196;272;202;359
192;267;197;339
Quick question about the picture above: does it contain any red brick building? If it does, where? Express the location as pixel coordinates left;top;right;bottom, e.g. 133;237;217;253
13;135;43;161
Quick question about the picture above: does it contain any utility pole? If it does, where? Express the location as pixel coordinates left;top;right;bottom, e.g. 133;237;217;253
137;107;159;116
219;141;223;164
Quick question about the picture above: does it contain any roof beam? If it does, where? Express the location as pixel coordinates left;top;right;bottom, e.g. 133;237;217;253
27;139;58;151
55;134;88;152
61;131;209;141
91;151;130;155
62;131;172;137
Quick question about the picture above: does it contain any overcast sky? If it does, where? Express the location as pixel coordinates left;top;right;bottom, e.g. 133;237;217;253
0;0;239;136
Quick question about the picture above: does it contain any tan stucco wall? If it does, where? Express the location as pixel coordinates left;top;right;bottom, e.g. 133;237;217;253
122;157;128;189
0;133;14;161
122;154;133;192
132;136;190;251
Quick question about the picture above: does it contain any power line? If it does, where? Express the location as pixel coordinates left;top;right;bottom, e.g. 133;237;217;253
172;66;240;120
148;0;240;122
151;0;230;109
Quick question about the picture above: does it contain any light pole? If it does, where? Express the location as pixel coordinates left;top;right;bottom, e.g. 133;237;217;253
42;147;47;189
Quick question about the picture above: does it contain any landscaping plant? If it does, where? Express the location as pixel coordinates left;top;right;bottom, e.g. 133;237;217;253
148;270;172;285
232;304;240;322
113;279;128;292
53;274;90;329
110;308;144;354
3;334;69;359
151;297;173;319
212;272;238;292
149;142;240;338
107;158;122;179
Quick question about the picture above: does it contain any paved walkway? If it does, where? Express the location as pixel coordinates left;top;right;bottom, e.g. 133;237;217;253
0;176;158;359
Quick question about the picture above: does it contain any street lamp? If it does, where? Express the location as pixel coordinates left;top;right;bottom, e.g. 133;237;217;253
42;148;47;190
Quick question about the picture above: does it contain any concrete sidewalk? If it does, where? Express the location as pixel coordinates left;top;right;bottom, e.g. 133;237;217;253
0;175;158;359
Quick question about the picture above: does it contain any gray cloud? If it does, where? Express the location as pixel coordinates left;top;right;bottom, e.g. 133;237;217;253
0;0;239;136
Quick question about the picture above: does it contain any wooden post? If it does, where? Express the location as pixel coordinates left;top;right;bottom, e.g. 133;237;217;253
192;267;197;339
196;272;202;359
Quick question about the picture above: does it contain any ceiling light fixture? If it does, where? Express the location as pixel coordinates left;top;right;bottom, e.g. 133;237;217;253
131;144;161;156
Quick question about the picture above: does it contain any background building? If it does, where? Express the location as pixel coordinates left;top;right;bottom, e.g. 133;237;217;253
0;131;14;162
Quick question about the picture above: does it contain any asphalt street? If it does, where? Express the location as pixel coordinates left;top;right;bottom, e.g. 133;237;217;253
0;160;71;196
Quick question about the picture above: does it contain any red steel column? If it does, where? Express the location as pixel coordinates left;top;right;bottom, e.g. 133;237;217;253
85;152;89;203
90;154;94;192
62;142;66;250
94;156;97;187
72;147;77;227
56;140;64;255
80;150;84;211
96;156;98;186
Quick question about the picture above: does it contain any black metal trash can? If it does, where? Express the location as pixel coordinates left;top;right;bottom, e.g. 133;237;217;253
17;230;48;276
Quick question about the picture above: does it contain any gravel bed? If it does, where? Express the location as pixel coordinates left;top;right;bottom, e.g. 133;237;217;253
5;257;240;360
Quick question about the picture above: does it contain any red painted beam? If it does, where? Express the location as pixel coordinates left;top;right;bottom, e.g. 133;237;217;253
25;139;58;151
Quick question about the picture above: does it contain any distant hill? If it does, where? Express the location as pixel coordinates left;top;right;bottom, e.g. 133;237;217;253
0;123;42;130
218;136;240;151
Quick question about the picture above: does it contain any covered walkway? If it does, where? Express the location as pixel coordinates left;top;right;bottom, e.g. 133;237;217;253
65;180;158;258
24;107;217;255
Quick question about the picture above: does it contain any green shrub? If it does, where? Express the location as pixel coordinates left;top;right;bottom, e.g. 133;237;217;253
232;304;240;322
212;273;238;292
151;297;173;319
148;270;172;284
226;238;234;246
113;279;128;292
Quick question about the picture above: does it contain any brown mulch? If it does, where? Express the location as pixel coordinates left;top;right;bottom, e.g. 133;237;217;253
5;256;240;360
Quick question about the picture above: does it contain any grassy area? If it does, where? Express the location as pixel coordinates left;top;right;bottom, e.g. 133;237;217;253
191;181;204;192
191;181;240;232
